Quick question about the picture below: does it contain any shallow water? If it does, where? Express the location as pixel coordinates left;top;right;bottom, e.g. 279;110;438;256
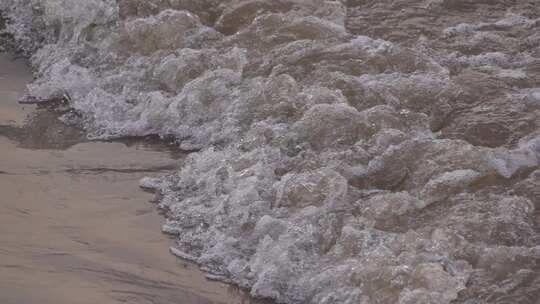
2;1;540;303
0;52;264;304
0;53;33;125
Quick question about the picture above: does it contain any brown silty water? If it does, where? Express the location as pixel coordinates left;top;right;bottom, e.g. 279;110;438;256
1;1;540;304
0;53;266;304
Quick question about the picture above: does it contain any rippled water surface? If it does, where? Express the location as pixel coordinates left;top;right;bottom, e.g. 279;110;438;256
0;52;265;304
1;1;540;303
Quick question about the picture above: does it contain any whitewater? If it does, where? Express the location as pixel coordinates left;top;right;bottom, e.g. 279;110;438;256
1;1;539;303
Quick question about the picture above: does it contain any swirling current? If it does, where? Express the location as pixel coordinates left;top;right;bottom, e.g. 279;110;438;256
1;1;540;303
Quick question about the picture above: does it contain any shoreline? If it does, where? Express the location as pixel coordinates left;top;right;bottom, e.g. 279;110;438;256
0;52;266;304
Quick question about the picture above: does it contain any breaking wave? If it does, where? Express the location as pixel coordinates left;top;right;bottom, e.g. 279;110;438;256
2;1;540;303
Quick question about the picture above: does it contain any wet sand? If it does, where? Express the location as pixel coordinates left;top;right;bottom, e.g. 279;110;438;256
0;53;262;304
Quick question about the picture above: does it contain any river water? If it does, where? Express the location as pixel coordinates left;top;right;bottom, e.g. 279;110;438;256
1;1;539;303
0;53;263;304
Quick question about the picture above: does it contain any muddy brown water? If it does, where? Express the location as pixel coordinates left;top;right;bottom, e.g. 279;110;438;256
0;53;264;304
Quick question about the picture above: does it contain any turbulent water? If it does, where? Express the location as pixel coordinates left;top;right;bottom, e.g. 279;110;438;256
1;1;540;303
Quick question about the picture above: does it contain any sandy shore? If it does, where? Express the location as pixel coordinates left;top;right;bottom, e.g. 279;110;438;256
0;53;264;304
